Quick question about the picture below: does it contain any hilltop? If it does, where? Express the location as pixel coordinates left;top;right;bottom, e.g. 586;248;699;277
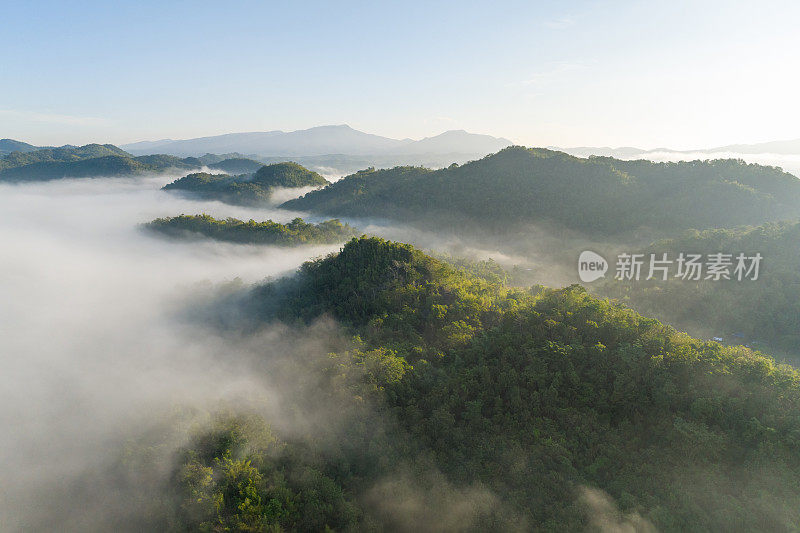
162;162;328;205
156;237;800;531
144;214;355;245
284;146;800;236
0;143;204;181
121;125;513;158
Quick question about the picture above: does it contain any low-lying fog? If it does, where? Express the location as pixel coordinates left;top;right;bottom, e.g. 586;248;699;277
0;176;341;530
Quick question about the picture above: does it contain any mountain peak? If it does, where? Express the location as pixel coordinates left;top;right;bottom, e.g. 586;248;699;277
121;125;512;157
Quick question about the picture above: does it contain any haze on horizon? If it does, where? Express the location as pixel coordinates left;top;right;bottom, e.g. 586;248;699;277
3;0;800;150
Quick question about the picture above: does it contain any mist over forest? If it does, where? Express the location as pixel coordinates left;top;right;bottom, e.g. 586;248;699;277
3;137;800;532
7;1;800;530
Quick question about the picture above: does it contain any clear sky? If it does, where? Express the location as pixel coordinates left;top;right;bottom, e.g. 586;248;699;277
2;0;799;149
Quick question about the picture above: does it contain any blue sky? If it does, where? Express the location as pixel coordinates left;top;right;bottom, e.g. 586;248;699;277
2;0;799;148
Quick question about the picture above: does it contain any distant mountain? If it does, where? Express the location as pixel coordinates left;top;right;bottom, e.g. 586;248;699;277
0;139;38;156
122;125;513;158
393;129;512;155
559;138;800;158
708;138;800;155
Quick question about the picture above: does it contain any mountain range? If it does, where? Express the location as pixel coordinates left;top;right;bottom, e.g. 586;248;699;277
120;125;513;157
558;138;800;158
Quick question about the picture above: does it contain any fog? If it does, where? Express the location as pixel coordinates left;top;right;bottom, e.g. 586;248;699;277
0;176;513;531
0;176;342;530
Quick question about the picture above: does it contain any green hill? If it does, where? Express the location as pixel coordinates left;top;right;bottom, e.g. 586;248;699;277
0;144;204;181
601;220;800;357
283;147;800;237
144;214;356;245
0;138;38;156
132;153;201;170
252;161;328;188
208;157;265;174
162;162;328;205
155;237;800;531
0;155;149;181
0;143;129;169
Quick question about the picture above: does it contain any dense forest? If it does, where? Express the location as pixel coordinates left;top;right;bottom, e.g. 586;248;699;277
163;162;328;205
599;220;800;357
0;143;204;181
208;157;265;174
144;214;356;245
121;237;800;531
0;138;38;156
284;147;800;237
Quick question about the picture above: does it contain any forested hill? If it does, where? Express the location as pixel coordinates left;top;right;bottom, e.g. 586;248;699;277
0;138;38;156
283;146;800;236
0;143;203;181
207;157;264;174
251;161;328;188
601;220;800;356
162;162;328;205
165;236;800;531
144;214;355;245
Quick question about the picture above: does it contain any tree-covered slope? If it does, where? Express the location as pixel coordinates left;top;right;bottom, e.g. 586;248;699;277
601;220;800;356
252;161;328;188
0;138;38;156
208;157;265;174
0;144;204;180
163;237;800;531
0;155;150;181
162;163;328;205
283;147;800;236
144;214;356;245
0;143;129;169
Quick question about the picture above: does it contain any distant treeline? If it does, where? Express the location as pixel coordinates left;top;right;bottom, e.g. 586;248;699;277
144;214;356;245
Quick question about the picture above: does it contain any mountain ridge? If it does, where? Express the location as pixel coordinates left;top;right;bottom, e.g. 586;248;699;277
121;125;513;157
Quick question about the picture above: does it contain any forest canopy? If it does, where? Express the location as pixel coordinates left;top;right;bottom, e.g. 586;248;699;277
283;147;800;237
143;214;356;245
162;162;328;205
0;143;203;181
146;236;800;532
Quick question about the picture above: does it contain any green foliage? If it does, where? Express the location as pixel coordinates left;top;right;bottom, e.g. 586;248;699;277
214;237;800;531
1;143;128;168
208;158;266;175
284;147;800;236
173;414;360;532
0;138;37;156
144;214;357;245
252;162;328;188
0;144;204;180
163;162;327;206
133;154;199;170
162;172;272;204
601;220;800;357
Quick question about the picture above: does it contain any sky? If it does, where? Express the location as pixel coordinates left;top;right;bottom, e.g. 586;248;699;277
2;0;799;149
